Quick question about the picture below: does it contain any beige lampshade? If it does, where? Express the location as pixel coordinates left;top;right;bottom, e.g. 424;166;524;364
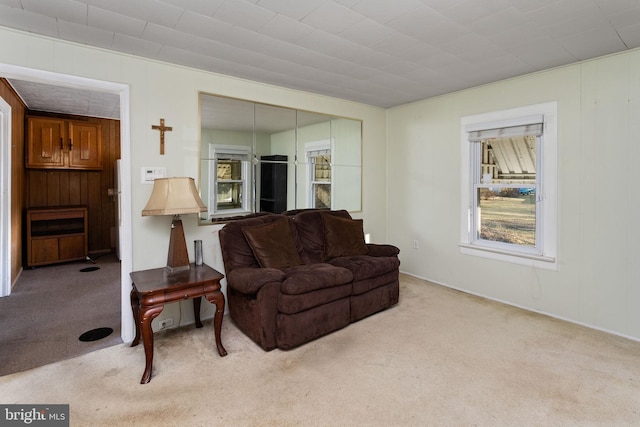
142;177;206;216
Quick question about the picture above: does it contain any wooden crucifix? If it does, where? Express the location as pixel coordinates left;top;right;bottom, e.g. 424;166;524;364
152;118;173;155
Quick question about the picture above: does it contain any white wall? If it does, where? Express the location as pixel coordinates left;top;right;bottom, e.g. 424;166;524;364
0;28;387;338
388;48;640;341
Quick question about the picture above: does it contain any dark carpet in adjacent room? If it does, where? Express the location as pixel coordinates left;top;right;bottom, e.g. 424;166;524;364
0;254;122;376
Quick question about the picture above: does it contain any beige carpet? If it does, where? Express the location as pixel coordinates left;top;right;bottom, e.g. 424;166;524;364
1;274;639;426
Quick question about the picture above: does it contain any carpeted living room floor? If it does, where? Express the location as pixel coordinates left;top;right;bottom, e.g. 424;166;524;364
1;274;639;426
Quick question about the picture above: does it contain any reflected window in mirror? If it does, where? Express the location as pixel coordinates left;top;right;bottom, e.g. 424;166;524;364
208;144;251;217
306;140;332;208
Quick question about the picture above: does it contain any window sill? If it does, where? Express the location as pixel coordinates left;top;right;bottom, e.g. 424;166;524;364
208;211;264;224
459;243;557;270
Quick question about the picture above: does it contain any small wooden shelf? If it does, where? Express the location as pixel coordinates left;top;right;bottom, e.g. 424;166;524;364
26;206;88;267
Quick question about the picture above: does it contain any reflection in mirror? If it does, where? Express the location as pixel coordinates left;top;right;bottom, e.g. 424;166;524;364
199;93;362;223
296;110;331;209
200;96;254;220
255;103;296;214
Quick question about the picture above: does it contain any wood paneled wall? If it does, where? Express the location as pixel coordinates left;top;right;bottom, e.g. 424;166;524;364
26;113;120;257
0;79;26;286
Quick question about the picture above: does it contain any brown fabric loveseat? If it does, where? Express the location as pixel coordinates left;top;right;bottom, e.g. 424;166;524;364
219;209;400;351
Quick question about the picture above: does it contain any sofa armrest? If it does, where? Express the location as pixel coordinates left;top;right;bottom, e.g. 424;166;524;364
366;243;400;257
227;267;285;295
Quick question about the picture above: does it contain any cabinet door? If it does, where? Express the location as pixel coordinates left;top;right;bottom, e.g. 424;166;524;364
59;235;87;260
26;117;65;168
31;238;59;265
68;122;102;170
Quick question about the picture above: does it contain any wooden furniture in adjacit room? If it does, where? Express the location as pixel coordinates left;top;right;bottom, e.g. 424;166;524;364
26;206;88;267
26;116;102;170
130;263;228;384
24;113;120;259
259;154;287;213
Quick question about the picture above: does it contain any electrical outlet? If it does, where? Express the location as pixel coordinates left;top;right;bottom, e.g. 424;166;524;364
413;239;419;249
159;318;174;329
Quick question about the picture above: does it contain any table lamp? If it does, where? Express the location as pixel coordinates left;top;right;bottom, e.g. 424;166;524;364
142;177;207;272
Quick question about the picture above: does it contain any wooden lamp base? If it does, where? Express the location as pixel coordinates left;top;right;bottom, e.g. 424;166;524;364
166;215;190;272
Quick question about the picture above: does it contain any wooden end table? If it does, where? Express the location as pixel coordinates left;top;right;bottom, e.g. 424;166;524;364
130;263;228;384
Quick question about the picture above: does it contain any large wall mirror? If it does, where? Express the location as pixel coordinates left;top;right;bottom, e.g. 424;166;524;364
199;93;362;223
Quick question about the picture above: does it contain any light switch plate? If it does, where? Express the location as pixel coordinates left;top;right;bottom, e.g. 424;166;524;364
141;167;166;184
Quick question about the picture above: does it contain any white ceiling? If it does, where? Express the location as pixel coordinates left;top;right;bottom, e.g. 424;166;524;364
7;78;121;119
1;0;640;113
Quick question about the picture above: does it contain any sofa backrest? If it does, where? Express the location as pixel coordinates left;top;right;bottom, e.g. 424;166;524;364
219;209;355;272
286;209;352;264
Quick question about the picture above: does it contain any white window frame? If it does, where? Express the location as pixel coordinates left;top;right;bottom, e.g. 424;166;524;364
305;139;333;209
460;102;557;270
208;144;251;218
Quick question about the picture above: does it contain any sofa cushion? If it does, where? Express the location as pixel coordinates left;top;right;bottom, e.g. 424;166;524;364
288;209;352;264
281;263;352;295
351;270;399;296
219;214;285;272
278;283;352;314
322;213;369;259
329;255;400;282
242;217;302;269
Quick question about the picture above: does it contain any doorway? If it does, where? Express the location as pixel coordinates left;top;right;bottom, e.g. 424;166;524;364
0;96;10;298
0;63;133;348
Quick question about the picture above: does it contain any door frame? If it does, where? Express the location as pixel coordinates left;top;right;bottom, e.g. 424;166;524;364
0;96;10;297
0;63;134;342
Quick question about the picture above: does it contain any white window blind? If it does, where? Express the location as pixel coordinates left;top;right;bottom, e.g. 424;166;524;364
467;122;543;142
210;145;250;161
309;148;330;157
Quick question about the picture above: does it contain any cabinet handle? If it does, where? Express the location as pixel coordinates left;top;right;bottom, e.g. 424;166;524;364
59;137;63;150
69;138;73;151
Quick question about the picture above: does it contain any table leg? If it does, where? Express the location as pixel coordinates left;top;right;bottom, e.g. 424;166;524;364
193;296;203;328
205;291;228;357
130;290;141;347
138;305;164;384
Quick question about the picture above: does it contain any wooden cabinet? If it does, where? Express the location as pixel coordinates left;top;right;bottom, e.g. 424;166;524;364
26;116;102;170
26;117;64;168
26;206;88;267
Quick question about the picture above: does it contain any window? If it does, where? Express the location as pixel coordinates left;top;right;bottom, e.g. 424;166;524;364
460;102;557;269
209;144;251;217
306;140;332;209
